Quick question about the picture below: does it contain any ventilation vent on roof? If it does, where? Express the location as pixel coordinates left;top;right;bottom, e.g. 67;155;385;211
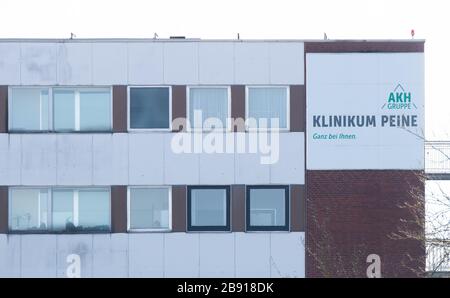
170;36;186;39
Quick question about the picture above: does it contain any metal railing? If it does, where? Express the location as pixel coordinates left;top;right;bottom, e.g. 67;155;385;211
427;239;450;273
425;141;450;174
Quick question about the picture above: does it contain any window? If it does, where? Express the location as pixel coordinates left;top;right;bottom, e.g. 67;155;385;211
129;87;171;130
187;186;230;231
53;88;111;131
246;186;289;231
187;87;230;131
128;187;171;231
246;86;289;130
9;187;110;233
9;88;50;131
9;87;111;132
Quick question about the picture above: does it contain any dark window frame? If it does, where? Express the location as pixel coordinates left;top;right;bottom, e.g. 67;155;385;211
187;185;231;232
246;185;290;232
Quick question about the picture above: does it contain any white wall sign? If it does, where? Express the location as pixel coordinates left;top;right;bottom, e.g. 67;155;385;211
307;53;424;170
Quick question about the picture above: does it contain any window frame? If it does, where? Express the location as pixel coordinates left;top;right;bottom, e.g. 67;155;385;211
127;86;172;132
245;86;290;132
246;185;290;232
186;86;232;132
8;86;113;133
8;186;111;234
187;185;231;232
127;186;172;233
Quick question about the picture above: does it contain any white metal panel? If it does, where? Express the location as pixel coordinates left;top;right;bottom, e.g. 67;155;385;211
270;232;305;278
199;233;234;277
129;133;165;185
128;233;164;277
92;43;128;85
128;42;164;84
21;134;57;185
163;42;199;84
235;233;270;277
198;42;234;84
21;235;57;277
0;235;21;277
0;43;21;84
57;42;93;85
56;134;93;185
56;234;94;278
234;133;270;184
269;42;304;84
270;133;305;184
164;233;200;277
20;43;57;85
0;134;21;185
379;53;424;84
92;234;128;278
234;42;270;84
164;133;200;185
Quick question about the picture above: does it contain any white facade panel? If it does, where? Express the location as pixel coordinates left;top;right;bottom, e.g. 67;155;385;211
92;43;128;85
21;134;57;185
57;42;93;85
235;233;271;277
270;233;305;278
269;42;305;84
163;42;199;84
270;132;305;184
129;133;165;185
92;234;128;278
0;134;21;186
21;235;57;278
0;43;21;84
199;233;235;277
56;134;93;185
198;42;234;84
128;233;164;277
164;233;200;277
234;42;270;84
0;236;21;277
20;43;57;85
307;53;424;170
128;42;164;84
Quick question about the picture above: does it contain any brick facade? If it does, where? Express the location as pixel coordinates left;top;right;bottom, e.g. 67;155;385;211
306;170;425;277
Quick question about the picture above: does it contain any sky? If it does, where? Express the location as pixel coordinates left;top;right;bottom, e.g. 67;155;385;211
0;0;448;140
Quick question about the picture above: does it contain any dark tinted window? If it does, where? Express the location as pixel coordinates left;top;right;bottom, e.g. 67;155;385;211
130;87;170;129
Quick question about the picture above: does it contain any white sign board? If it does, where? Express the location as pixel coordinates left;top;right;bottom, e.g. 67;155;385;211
306;53;424;170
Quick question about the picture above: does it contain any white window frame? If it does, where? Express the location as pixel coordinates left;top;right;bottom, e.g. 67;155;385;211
8;187;111;233
245;85;290;132
127;86;172;132
186;86;232;132
8;86;53;132
127;186;172;232
52;87;113;132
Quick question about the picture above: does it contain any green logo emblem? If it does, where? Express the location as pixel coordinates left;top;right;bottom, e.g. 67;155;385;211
382;84;417;110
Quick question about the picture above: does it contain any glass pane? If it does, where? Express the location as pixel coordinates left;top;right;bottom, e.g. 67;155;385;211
80;90;111;131
10;88;48;131
78;189;110;231
52;190;74;231
191;188;227;226
248;87;287;129
249;188;286;226
54;90;75;131
130;188;169;230
9;189;48;231
189;88;228;129
130;87;169;129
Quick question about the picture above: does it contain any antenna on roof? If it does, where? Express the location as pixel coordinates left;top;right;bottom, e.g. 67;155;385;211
237;33;240;40
154;32;159;39
324;32;328;40
411;29;415;39
70;32;76;39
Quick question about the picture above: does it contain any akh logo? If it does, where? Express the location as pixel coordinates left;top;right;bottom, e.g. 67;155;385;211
381;84;417;110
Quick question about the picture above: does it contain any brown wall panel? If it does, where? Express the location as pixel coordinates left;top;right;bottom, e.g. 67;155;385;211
0;186;8;233
172;185;187;232
111;186;127;233
0;86;7;133
172;86;187;132
290;184;305;232
306;170;425;278
231;85;246;132
231;185;246;232
290;85;305;132
113;85;128;132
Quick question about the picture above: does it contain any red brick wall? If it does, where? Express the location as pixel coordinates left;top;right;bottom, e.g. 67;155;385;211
306;170;425;278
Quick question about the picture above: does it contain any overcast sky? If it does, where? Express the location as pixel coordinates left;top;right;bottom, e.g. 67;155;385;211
0;0;447;139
